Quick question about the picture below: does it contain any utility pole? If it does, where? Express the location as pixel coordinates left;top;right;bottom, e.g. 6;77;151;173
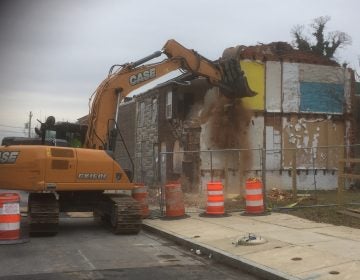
28;111;33;138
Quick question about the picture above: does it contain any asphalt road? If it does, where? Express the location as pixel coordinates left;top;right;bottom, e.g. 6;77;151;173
0;217;260;280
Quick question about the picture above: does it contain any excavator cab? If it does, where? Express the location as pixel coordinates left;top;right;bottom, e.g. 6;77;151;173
34;116;88;148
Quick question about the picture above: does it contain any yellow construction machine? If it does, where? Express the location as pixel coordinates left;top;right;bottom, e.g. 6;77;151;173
0;39;255;235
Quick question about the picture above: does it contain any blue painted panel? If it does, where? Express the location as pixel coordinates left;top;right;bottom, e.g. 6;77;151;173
300;82;344;113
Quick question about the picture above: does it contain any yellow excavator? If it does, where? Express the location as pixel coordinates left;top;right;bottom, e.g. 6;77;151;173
0;39;255;235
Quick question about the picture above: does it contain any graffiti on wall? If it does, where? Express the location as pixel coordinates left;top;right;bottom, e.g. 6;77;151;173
282;116;344;169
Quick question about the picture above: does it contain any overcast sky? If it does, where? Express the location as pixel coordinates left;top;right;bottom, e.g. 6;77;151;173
0;0;359;141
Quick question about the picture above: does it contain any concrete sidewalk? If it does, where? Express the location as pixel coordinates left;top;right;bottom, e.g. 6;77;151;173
143;211;360;280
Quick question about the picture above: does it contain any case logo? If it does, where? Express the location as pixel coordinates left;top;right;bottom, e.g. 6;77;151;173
129;68;156;86
0;151;19;164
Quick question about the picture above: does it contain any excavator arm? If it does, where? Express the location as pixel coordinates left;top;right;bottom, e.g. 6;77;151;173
85;39;256;150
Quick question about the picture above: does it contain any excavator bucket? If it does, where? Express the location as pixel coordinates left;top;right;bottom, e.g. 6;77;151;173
219;46;257;99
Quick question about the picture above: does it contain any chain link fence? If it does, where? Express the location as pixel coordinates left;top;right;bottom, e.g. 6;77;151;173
134;144;360;226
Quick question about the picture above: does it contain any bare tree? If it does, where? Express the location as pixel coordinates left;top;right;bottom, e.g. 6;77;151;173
292;16;352;58
291;24;311;52
324;31;352;58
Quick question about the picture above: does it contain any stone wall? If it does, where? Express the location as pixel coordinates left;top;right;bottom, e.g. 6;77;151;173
134;91;159;184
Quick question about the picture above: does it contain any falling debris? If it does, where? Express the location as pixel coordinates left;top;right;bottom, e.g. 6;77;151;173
198;91;253;184
201;93;252;150
337;209;360;219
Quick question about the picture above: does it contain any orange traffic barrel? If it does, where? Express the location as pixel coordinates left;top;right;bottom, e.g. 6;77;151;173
132;183;150;218
245;178;264;214
206;182;225;215
0;193;21;240
165;182;185;217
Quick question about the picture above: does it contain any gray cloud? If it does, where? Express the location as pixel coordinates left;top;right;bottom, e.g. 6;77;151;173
0;0;359;141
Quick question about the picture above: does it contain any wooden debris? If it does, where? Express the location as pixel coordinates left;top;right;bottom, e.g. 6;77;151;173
345;208;360;215
337;209;360;219
268;188;293;201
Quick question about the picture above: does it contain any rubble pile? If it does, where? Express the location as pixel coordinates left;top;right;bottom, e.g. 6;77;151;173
226;42;339;66
267;188;293;202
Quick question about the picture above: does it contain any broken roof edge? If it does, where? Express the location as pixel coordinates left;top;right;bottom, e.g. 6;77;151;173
132;73;208;100
224;41;340;67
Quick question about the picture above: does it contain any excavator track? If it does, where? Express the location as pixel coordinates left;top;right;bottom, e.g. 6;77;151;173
28;193;59;236
94;194;142;234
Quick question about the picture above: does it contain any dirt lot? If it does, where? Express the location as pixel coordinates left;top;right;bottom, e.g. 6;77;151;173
225;189;360;229
267;189;360;229
149;188;360;229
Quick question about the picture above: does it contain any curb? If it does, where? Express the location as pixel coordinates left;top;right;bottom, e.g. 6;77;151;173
143;223;301;280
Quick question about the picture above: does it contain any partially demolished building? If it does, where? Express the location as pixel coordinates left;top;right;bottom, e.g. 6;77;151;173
115;42;356;193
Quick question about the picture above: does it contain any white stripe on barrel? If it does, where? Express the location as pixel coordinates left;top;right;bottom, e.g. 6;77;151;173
0;193;21;240
206;182;225;215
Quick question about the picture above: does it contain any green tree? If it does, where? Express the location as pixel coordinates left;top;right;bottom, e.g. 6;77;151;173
291;16;352;58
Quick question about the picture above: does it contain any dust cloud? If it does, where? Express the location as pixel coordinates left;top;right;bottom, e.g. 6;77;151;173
199;88;253;172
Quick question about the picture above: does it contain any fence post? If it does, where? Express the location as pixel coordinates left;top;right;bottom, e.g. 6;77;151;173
210;150;213;182
292;149;297;197
261;148;267;210
337;159;344;206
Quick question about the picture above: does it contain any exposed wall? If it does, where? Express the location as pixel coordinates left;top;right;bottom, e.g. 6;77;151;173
264;62;352;190
199;60;353;192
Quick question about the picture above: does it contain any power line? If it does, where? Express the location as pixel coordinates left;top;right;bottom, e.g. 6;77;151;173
0;129;25;134
0;124;25;129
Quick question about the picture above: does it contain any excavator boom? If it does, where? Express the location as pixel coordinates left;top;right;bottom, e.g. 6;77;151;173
85;39;256;150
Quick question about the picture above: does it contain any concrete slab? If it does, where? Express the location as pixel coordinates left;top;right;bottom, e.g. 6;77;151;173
305;225;360;242
297;260;360;280
244;245;346;275
250;212;333;229
195;214;291;234
261;228;336;245
205;235;290;257
147;218;234;239
307;239;360;260
144;211;360;280
187;228;242;242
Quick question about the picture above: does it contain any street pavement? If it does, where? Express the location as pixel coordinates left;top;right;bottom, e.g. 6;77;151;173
0;217;259;280
143;211;360;280
2;190;359;279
